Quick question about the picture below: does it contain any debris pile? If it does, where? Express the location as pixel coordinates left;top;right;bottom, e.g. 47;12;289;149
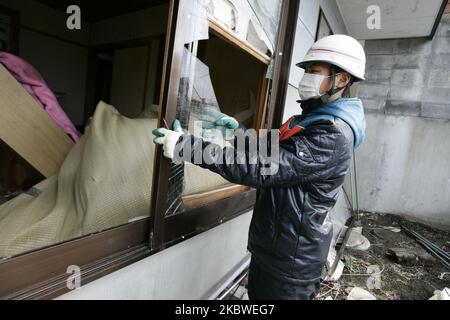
317;213;450;300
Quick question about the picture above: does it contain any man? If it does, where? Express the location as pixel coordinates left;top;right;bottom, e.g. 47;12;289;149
152;35;366;300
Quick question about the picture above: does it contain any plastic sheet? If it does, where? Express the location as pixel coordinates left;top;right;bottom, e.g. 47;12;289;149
182;0;210;44
246;0;282;51
165;49;231;216
165;0;283;216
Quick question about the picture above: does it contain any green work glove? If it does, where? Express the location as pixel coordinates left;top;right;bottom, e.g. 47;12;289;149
195;105;239;130
214;116;239;130
152;120;184;159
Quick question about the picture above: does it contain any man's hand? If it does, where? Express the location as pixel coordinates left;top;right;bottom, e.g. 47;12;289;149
214;116;239;130
152;120;184;159
197;106;239;130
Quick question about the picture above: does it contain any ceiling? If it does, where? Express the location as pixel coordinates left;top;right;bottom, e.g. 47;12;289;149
35;0;168;22
336;0;448;39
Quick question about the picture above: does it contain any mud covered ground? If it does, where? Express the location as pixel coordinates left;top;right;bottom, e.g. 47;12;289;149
317;213;450;300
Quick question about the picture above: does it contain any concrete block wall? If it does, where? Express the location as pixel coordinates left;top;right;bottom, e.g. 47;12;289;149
282;8;450;228
360;15;450;120
355;14;450;228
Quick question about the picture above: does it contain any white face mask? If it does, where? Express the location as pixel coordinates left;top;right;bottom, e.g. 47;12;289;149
297;73;331;101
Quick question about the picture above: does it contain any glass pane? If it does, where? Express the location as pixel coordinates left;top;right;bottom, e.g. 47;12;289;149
0;1;169;258
206;0;283;55
166;47;234;216
246;0;283;51
165;0;280;216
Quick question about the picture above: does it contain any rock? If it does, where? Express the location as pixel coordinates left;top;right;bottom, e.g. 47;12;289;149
233;286;249;300
337;227;371;251
324;248;345;281
439;272;450;280
388;247;435;266
429;288;450;300
347;233;371;251
384;227;401;233
325;260;345;282
347;287;377;300
373;229;404;242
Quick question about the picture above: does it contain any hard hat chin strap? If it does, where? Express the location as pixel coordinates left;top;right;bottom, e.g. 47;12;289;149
301;67;352;109
323;66;349;101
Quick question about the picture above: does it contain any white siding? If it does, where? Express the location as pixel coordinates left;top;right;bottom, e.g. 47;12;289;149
58;212;253;300
283;0;348;122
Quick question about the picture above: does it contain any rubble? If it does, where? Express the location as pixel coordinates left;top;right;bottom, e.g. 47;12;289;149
373;229;405;243
388;247;435;266
429;288;450;300
337;227;371;251
324;248;345;282
317;213;450;300
346;287;377;300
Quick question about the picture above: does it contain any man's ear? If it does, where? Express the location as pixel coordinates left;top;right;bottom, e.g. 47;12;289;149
336;72;351;89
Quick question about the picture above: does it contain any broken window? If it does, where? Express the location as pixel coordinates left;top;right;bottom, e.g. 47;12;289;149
0;0;293;299
0;0;169;258
0;0;284;256
164;0;280;216
206;0;282;55
247;0;283;51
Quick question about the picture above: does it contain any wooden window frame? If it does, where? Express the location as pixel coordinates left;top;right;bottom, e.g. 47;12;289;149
151;0;300;250
315;8;333;42
0;0;300;300
0;5;20;54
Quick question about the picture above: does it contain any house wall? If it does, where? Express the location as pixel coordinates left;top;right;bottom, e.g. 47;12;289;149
89;4;168;46
110;46;150;118
282;3;450;229
282;0;353;230
283;0;348;123
89;4;168;118
58;211;253;300
0;0;90;127
0;0;90;45
18;30;89;127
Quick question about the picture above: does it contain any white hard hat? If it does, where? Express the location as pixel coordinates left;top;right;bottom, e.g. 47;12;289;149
296;34;366;82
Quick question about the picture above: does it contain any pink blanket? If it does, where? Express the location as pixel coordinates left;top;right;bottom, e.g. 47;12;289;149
0;52;80;142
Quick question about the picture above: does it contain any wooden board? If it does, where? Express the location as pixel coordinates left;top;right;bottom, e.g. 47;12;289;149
197;36;267;129
208;17;271;65
255;74;270;130
0;64;74;177
182;184;251;209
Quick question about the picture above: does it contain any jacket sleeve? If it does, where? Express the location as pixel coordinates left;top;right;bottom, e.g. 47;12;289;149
174;123;344;188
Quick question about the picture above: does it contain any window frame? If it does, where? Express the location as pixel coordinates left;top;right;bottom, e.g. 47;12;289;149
151;0;300;251
0;5;20;54
0;0;300;299
315;8;334;41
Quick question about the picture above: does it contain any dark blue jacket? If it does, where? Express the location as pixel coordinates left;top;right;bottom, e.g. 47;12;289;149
175;98;365;299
